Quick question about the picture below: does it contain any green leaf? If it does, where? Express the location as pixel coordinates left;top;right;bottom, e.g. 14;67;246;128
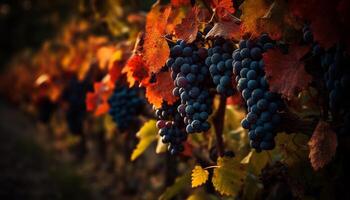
159;172;191;200
130;120;157;161
212;157;247;196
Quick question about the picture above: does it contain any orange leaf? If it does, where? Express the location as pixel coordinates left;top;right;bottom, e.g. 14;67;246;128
143;5;171;74
175;7;199;43
240;0;269;37
211;0;235;20
308;121;337;171
263;45;311;99
145;71;178;108
123;54;149;87
97;46;116;70
205;18;240;41
171;0;191;7
86;81;113;116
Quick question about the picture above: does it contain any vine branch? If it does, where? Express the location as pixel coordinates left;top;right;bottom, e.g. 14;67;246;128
213;95;226;157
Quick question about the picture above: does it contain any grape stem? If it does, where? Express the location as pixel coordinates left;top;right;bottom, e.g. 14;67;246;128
213;95;226;157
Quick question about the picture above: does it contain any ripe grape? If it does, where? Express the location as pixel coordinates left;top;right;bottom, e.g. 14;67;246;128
108;86;145;131
206;38;235;96
232;34;283;151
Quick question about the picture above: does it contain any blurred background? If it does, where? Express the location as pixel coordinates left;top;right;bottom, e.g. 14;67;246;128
0;1;183;200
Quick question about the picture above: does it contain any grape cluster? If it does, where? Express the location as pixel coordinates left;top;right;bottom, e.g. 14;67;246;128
304;26;350;135
302;25;322;56
206;38;235;96
155;102;187;155
166;40;213;134
322;45;350;135
64;77;89;134
108;86;145;131
232;34;283;151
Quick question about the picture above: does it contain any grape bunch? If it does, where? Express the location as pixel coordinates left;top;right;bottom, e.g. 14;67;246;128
302;25;322;56
206;38;235;96
64;76;90;134
166;39;213;134
155;102;187;155
302;25;350;135
108;86;145;131
322;44;350;135
232;34;283;151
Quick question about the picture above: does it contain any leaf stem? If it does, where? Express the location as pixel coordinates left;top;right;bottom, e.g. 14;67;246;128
204;165;220;169
213;95;226;157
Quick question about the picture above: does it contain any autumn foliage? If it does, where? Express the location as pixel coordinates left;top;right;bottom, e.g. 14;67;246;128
1;0;350;199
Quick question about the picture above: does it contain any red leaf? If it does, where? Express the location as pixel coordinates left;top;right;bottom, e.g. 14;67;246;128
174;7;199;43
211;0;235;20
143;5;171;74
86;80;113;116
109;63;123;84
205;17;240;41
180;141;193;157
308;121;337;171
263;45;311;99
171;0;191;7
289;0;349;49
145;71;178;108
226;94;242;106
123;54;149;87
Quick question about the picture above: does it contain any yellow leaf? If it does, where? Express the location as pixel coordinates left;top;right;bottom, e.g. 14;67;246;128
156;136;167;154
191;166;209;188
110;50;123;63
246;151;270;175
186;190;216;200
212;157;247;196
104;115;116;140
131;120;157;161
241;151;253;164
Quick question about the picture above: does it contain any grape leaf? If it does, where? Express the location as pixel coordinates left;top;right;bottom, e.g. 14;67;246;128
145;71;178;108
289;0;350;49
187;190;217;200
241;150;270;176
143;5;171;74
159;172;191;200
156;136;167;154
240;0;269;37
258;0;301;41
212;157;247;196
123;54;149;87
175;6;199;43
171;0;191;7
131;120;158;161
181;141;193;157
191;165;209;187
108;49;126;84
96;46;116;70
308;121;337;171
210;0;235;20
205;17;240;41
85;80;113;116
263;45;311;99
